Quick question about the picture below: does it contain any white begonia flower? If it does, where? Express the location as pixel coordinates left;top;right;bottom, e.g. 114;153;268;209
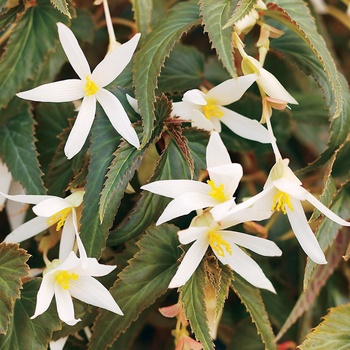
2;190;84;261
31;243;123;326
50;336;68;350
212;158;350;264
169;210;281;293
171;75;271;144
17;23;141;159
141;132;245;225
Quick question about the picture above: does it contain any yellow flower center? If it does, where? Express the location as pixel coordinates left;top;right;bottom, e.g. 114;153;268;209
207;179;226;202
202;100;224;120
47;207;72;231
85;76;99;96
272;190;294;214
208;230;232;257
55;270;79;290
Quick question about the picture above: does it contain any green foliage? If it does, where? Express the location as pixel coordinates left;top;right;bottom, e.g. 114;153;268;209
223;0;257;29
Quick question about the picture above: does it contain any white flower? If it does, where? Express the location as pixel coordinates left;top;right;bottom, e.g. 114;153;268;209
31;248;123;325
234;0;267;34
171;75;271;143
169;211;281;293
212;158;350;264
17;23;141;159
2;190;84;261
141;132;244;225
50;336;68;350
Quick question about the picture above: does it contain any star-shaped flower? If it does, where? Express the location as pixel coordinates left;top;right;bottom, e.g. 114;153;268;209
169;210;281;292
141;132;244;225
17;23;141;159
171;75;271;143
212;158;350;264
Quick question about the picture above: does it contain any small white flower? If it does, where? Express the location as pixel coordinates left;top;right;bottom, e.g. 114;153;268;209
31;247;123;325
212;158;350;264
2;190;84;261
17;23;141;159
141;132;244;225
169;211;281;293
171;75;271;143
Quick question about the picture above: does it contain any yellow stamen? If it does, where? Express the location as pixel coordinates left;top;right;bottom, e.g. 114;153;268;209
208;230;232;257
207;179;226;202
85;76;99;96
47;207;72;231
202;100;224;120
55;270;78;290
272;190;293;214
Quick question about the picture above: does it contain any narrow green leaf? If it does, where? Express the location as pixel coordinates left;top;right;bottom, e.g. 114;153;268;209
133;0;200;147
180;260;215;350
223;0;257;28
89;224;182;350
231;275;277;350
0;278;62;350
0;100;45;195
299;303;350;350
276;229;350;342
0;243;30;334
130;0;152;37
199;0;237;77
0;0;69;109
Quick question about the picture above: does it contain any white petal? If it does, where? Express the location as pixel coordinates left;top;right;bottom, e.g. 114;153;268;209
0;162;12;208
57;22;91;80
221;231;282;256
64;95;96;159
286;198;327;264
80;258;117;277
171;101;199;119
218;244;276;292
305;191;350;226
17;80;85;102
168;237;208;288
126;94;139;113
141;180;209;198
91;33;141;87
156;192;217;225
33;197;71;217
191;110;216;131
273;178;308;200
206;131;231;168
54;283;81;325
59;213;77;261
31;274;55;319
6;182;27;230
178;226;208;244
50;336;68;350
182;89;207;105
0;192;56;205
206;74;257;105
220;108;271;143
96;88;140;148
69;276;123;315
4;216;50;243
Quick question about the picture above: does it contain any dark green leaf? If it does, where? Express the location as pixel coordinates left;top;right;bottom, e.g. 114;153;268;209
130;0;152;37
224;0;257;28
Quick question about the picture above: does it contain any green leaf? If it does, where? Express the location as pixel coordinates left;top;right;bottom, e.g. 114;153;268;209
276;229;350;342
299;303;350;350
50;0;71;18
199;0;237;77
0;243;30;334
0;278;62;350
89;224;182;350
180;260;215;350
224;0;257;28
265;1;350;170
0;100;46;195
130;0;152;37
0;0;69;109
133;0;200;147
231;275;277;350
158;44;205;93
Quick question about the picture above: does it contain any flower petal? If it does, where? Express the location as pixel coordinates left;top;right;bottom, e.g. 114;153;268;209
0;192;55;205
221;231;282;256
168;236;208;288
33;197;71;217
171;101;199;119
286;198;327;264
57;22;91;80
31;273;55;319
182;89;207;105
206;74;257;105
59;213;77;261
54;283;81;325
273;177;308;200
220;108;271;143
73;256;117;277
96;88;140;148
6;181;27;230
4;216;50;243
91;33;141;87
17;80;85;102
69;276;123;315
191;110;216;131
64;95;96;159
218;244;276;292
50;336;68;350
0;162;12;209
206;131;231;168
178;226;208;245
